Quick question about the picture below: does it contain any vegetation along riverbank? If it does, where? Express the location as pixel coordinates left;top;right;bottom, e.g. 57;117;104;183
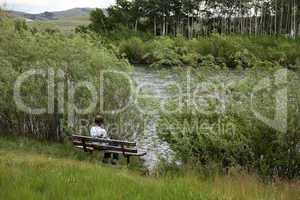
0;1;300;198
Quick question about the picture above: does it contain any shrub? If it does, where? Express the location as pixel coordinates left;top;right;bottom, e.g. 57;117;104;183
115;34;300;70
232;49;257;69
0;18;133;140
119;37;145;64
157;67;300;179
144;37;183;68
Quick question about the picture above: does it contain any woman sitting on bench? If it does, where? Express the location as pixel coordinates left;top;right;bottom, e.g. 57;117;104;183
90;115;119;165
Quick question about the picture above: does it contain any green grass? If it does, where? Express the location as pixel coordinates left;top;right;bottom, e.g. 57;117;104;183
0;136;299;200
51;16;90;32
29;16;90;32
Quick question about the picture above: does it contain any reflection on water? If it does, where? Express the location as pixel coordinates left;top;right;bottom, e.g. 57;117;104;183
132;67;178;171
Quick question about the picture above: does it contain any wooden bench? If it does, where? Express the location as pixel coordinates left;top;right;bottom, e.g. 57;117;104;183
71;135;146;164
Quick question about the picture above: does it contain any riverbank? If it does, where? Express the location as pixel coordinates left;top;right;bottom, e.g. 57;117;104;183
0;136;299;200
117;35;300;70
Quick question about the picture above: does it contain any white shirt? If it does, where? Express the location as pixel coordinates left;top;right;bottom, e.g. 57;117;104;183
90;126;108;138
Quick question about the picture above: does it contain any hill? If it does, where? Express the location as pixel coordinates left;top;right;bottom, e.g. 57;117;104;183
6;8;106;32
7;8;94;21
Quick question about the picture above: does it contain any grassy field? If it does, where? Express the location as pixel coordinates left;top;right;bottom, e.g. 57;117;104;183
0;137;299;200
29;16;90;32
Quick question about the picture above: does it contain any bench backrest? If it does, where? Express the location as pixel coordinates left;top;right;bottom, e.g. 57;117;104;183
71;135;138;154
72;135;136;147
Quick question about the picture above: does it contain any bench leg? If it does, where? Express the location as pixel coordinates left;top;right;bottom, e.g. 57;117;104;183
103;152;111;164
126;156;130;165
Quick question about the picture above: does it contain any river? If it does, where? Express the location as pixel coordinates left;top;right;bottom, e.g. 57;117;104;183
132;67;178;171
131;66;244;170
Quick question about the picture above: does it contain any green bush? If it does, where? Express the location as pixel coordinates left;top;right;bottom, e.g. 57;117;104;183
115;34;300;70
232;49;257;69
119;37;145;64
0;18;133;140
143;37;183;68
157;67;300;179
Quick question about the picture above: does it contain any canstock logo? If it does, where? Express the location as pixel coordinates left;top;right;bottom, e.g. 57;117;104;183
251;69;288;133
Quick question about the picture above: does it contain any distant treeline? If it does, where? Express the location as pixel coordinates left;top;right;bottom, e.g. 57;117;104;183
77;0;300;38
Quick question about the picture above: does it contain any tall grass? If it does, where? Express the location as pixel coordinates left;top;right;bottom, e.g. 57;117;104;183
0;136;299;200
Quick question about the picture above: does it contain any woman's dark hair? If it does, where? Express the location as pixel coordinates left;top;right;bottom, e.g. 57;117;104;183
95;115;104;126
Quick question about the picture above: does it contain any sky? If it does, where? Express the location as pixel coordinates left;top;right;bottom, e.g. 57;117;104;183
0;0;116;13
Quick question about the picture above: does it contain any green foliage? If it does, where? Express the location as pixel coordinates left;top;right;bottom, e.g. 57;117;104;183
106;27;153;41
89;8;108;33
0;136;299;200
197;55;223;70
119;37;145;63
196;35;239;63
144;37;183;68
77;0;300;39
232;49;257;69
157;68;300;179
115;35;300;69
0;17;132;140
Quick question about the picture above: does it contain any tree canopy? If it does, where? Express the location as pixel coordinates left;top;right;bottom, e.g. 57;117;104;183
83;0;300;38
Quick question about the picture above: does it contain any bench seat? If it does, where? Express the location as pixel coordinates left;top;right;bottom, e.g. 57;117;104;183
71;135;146;164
